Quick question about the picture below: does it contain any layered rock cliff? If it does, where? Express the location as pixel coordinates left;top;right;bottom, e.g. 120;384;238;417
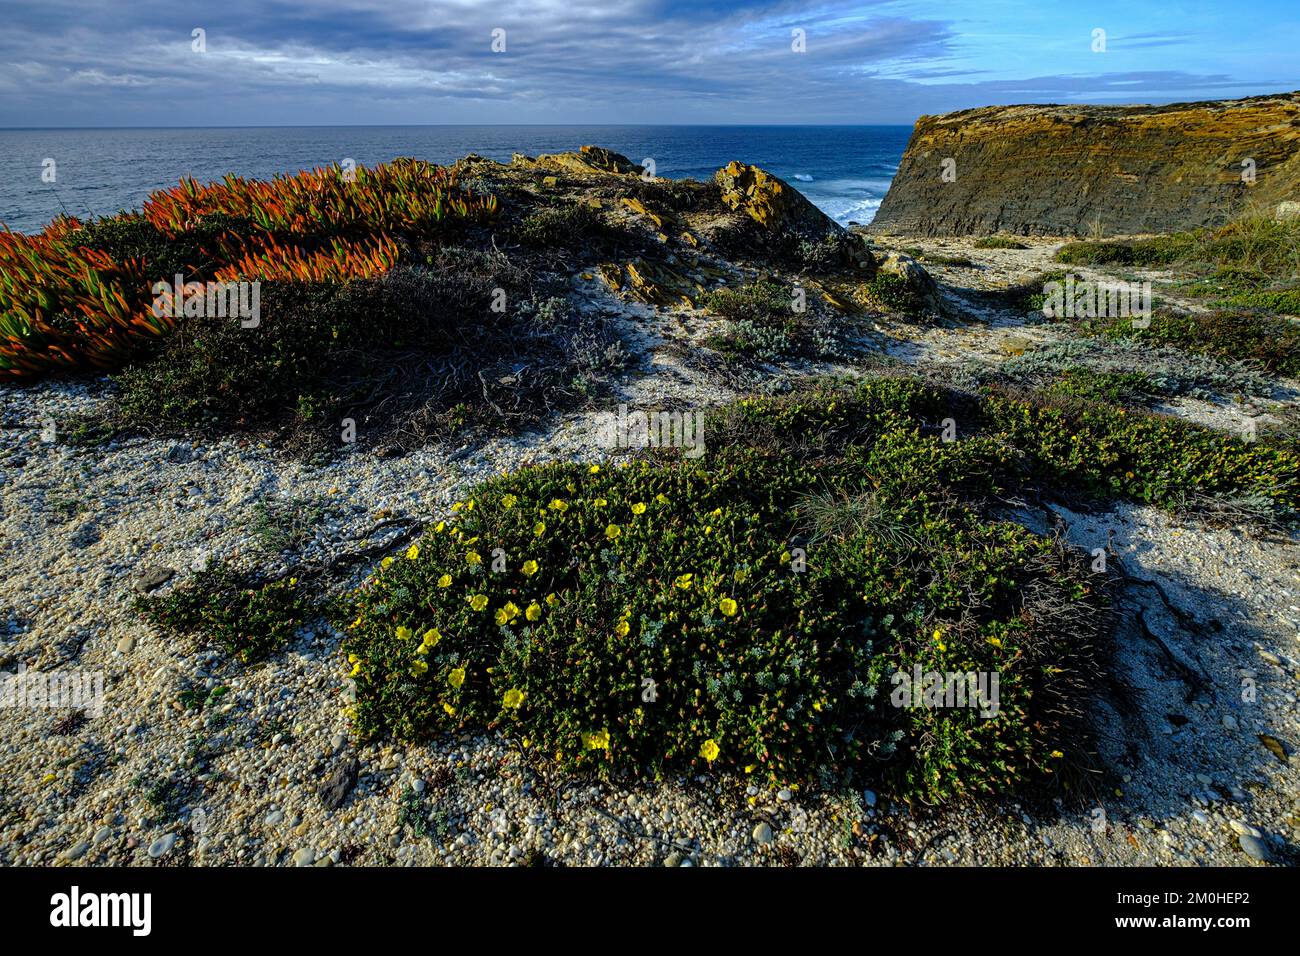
869;91;1300;237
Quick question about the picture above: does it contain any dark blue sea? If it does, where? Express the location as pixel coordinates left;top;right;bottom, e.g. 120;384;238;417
0;125;910;235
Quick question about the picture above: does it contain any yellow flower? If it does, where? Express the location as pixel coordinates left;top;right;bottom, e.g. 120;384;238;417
434;520;446;533
545;593;559;607
932;628;945;652
395;625;413;641
501;494;518;509
631;502;647;515
548;498;568;512
451;501;464;513
469;594;488;611
406;544;420;561
615;619;630;638
349;661;362;677
594;497;607;507
1050;750;1064;759
534;521;546;536
521;559;539;576
442;702;457;716
734;569;748;583
605;523;621;540
674;573;693;590
437;574;452;588
718;597;738;617
409;659;428;677
526;602;542;621
495;601;521;626
986;636;1002;648
503;688;526;709
449;667;466;688
655;493;669;505
422;628;442;649
700;739;720;762
466;550;482;565
584;729;611;751
588;464;601;474
381;556;394;568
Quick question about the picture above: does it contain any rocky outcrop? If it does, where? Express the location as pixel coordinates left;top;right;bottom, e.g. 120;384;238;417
714;161;842;240
512;145;644;176
870;91;1300;237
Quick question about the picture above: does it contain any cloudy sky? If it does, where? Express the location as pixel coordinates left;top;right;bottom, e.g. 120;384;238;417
1;0;1297;126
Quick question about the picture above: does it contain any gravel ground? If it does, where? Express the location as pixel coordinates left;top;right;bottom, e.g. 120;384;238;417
1;239;1297;867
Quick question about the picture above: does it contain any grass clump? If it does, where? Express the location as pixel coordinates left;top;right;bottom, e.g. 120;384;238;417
1055;214;1300;277
136;563;312;663
973;235;1027;250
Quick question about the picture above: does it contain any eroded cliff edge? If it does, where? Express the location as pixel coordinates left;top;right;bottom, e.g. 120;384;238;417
869;92;1300;237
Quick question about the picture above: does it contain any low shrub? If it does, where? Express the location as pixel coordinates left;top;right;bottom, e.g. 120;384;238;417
136;563;311;663
1000;337;1273;400
973;235;1026;250
1092;309;1300;377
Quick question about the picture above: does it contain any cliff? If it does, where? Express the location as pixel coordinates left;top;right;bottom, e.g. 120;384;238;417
869;91;1300;237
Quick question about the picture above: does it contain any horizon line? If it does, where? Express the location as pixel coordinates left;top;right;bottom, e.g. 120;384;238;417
0;122;918;132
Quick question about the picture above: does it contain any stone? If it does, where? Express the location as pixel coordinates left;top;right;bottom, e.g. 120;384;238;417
664;851;684;867
714;161;842;241
1238;834;1271;862
62;841;90;861
265;809;285;826
776;788;793;802
292;847;316;867
115;636;136;654
147;833;176;858
752;822;774;844
318;757;360;811
137;567;175;593
863;790;878;808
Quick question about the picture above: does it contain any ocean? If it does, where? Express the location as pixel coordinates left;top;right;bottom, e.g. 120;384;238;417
0;125;910;235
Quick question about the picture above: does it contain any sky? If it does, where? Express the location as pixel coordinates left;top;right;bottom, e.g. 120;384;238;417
1;0;1297;127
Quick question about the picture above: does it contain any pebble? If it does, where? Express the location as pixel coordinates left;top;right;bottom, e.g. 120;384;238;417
148;833;177;859
753;822;773;844
92;826;112;844
863;790;877;808
265;810;285;826
1238;834;1271;863
776;789;793;803
292;848;316;867
62;841;90;861
116;636;136;654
